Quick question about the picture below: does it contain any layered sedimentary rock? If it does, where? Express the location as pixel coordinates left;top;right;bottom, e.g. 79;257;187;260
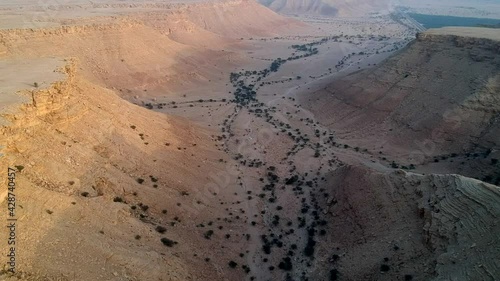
317;165;500;280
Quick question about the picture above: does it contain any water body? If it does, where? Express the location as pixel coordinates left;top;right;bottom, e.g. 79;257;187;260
408;13;500;29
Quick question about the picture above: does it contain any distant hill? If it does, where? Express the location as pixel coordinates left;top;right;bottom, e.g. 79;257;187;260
258;0;391;16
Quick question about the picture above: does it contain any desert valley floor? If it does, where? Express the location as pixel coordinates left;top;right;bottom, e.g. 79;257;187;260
0;1;499;281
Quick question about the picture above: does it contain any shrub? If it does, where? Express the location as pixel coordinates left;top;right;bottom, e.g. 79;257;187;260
81;192;89;197
380;264;390;272
155;226;167;234
484;175;493;182
228;261;238;268
263;244;271;254
304;237;316;256
113;196;123;203
330;269;339;280
278;257;292;271
160;237;177;247
137;178;144;184
204;230;214;239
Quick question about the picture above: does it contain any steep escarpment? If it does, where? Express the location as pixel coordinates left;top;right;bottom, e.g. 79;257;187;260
312;165;500;281
416;27;500;52
297;28;500;279
0;61;239;280
0;0;306;100
302;27;500;183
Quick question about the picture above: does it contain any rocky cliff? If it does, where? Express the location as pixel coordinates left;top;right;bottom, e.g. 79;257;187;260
302;27;500;184
314;165;500;280
0;60;235;280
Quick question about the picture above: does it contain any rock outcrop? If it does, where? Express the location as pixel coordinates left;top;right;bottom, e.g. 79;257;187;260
317;165;500;280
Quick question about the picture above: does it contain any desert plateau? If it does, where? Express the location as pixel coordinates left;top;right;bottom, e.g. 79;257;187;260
0;0;499;281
